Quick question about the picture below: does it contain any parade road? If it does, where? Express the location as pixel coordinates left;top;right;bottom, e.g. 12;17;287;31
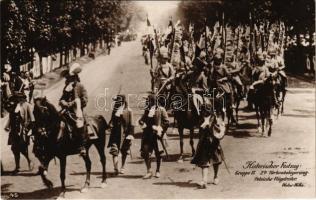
1;41;315;199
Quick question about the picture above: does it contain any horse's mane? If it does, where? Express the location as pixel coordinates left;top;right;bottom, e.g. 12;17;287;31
34;98;60;126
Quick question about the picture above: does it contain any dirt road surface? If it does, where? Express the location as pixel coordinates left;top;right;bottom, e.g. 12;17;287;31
1;41;315;199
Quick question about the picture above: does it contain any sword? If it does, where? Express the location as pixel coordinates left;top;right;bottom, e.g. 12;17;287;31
219;145;230;175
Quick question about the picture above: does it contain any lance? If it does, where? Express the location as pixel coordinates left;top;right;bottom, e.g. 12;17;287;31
223;14;227;64
249;12;255;65
235;26;240;62
204;18;208;55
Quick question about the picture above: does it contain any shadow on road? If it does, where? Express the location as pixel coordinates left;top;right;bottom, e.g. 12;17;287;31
2;186;80;199
1;170;37;177
1;183;12;193
97;174;143;179
153;180;198;188
282;113;315;118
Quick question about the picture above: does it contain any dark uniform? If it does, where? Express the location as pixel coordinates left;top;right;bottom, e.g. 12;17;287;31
108;95;134;174
139;94;169;178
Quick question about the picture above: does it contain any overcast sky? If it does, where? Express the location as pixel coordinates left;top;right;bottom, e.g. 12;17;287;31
136;1;179;26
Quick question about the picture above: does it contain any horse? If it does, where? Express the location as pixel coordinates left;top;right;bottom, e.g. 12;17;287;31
251;75;277;137
32;97;108;197
274;73;287;118
171;93;199;162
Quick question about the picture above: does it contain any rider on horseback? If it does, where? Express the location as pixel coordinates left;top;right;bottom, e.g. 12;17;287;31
210;54;236;109
59;63;88;156
250;52;270;88
266;47;288;87
249;52;279;109
157;47;175;92
182;52;209;115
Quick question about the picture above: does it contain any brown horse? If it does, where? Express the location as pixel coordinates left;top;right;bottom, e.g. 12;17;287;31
172;94;198;162
251;75;277;137
32;97;108;197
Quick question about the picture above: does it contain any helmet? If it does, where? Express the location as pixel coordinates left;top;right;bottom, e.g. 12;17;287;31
256;52;264;61
213;53;222;63
160;46;168;59
215;48;224;56
199;51;206;59
69;63;82;75
267;48;276;56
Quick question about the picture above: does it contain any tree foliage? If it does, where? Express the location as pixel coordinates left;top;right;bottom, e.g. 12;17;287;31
177;0;315;33
1;0;139;72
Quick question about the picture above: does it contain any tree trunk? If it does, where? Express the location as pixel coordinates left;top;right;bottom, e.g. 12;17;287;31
60;50;63;68
39;55;43;77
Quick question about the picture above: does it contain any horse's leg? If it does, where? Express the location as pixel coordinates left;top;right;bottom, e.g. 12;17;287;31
95;144;107;187
260;108;266;137
189;128;195;157
281;89;286;115
39;157;53;189
268;105;273;137
235;99;240;124
59;156;67;196
255;105;262;133
81;151;91;193
177;127;184;162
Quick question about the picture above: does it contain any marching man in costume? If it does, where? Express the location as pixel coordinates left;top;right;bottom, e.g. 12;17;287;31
139;94;169;179
191;100;225;189
108;94;135;175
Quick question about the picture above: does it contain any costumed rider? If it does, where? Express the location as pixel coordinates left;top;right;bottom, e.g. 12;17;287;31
187;51;209;116
225;58;245;100
59;63;88;156
249;52;278;108
138;94;169;179
108;94;134;175
211;54;239;109
156;46;175;93
266;47;287;87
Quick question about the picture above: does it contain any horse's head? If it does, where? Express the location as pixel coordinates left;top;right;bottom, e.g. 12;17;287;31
34;96;51;117
33;96;60;132
265;74;278;88
5;98;17;113
202;88;225;117
33;97;59;160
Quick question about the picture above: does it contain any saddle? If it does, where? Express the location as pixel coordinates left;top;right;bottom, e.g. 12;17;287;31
60;112;98;141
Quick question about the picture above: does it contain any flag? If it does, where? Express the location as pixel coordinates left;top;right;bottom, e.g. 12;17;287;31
147;17;151;27
168;19;173;28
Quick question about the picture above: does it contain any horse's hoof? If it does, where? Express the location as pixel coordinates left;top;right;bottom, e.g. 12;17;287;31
57;192;66;200
44;180;53;189
80;187;89;193
28;161;34;171
101;182;107;188
257;127;262;133
177;159;184;163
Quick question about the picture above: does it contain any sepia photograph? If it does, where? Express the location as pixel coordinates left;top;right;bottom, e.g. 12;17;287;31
0;0;315;199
